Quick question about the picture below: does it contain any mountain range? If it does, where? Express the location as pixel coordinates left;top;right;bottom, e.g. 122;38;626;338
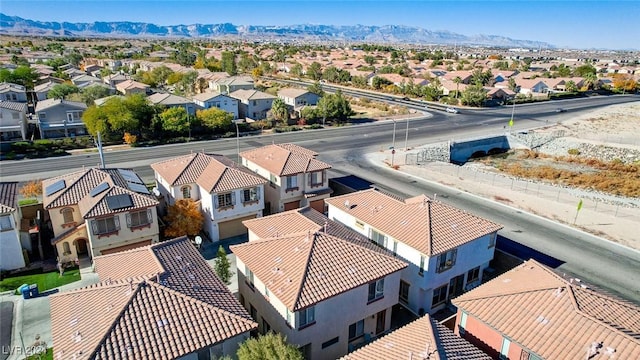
0;13;554;48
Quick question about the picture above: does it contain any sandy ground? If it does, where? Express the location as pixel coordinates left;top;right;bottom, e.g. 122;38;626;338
381;101;640;250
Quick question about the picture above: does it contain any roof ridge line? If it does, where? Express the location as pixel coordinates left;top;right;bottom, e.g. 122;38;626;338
292;231;318;311
45;168;93;208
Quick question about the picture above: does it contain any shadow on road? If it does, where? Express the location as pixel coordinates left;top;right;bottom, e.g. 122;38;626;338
496;235;565;268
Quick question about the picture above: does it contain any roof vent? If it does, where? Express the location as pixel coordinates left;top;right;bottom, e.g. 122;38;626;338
553;287;564;297
156;319;169;328
605;347;616;355
275;257;282;263
581;284;589;289
502;278;512;283
73;331;82;343
344;200;350;209
536;315;549;325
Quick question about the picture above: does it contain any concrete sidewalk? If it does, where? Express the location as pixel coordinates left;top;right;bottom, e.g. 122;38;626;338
1;257;98;360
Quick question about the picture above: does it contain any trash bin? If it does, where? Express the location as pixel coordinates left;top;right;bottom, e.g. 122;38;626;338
29;284;39;298
19;284;30;299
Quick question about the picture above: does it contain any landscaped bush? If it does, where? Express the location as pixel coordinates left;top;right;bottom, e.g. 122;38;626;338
567;148;580;155
274;126;302;133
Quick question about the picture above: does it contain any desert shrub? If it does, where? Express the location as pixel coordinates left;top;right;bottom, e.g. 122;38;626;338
567;148;580;155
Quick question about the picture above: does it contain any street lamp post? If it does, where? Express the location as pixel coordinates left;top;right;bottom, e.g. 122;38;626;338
235;121;240;163
404;119;409;151
391;120;397;167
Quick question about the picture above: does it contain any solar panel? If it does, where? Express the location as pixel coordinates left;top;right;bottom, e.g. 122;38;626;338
118;169;143;184
127;182;150;194
106;194;133;211
90;182;110;197
45;180;66;196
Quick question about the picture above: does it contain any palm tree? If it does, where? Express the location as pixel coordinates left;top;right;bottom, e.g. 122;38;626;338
583;73;599;90
453;76;462;99
270;98;289;125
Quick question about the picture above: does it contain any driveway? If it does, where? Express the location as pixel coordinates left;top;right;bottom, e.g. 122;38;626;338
0;302;13;360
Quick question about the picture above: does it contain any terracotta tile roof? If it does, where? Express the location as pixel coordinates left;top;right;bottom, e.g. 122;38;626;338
277;87;310;98
229;89;275;101
0;182;18;214
232;231;407;311
326;189;502;256
453;259;640;359
94;245;165;281
151;153;266;193
343;315;490;360
42;168;158;218
239;143;330;176
52;237;257;360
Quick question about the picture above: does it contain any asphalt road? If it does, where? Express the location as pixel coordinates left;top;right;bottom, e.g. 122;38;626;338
1;95;639;303
0;301;13;360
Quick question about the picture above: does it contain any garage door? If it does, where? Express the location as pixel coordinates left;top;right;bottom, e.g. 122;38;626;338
284;200;300;211
309;199;325;214
100;240;152;255
219;215;257;240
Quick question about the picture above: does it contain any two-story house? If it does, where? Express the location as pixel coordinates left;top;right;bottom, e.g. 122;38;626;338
147;92;196;115
277;88;320;111
51;236;257;360
453;259;640;359
230;89;276;121
342;315;490;359
115;79;149;95
0;182;27;271
0;101;28;141
210;76;254;94
33;81;58;101
35;98;87;139
151;153;266;242
0;82;28;102
325;189;503;316
240;143;332;215
232;231;407;360
191;92;239;119
42;167;160;261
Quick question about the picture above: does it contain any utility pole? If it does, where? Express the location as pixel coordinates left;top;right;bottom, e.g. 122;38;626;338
97;131;106;168
391;120;397;167
235;121;240;163
404;119;409;151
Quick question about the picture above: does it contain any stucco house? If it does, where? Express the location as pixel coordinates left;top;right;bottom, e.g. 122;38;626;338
35;98;88;139
240;143;332;215
0;182;27;271
51;236;256;360
229;89;276;121
209;76;254;94
232;230;407;359
515;79;550;95
33;81;57;101
453;259;640;359
0;101;28;141
277;88;320;108
0;82;28;102
115;79;149;95
151;153;266;242
147;92;196;115
42;167;160;261
325;189;503;316
191;92;239;119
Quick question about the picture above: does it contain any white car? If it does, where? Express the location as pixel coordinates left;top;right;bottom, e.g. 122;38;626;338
445;107;459;114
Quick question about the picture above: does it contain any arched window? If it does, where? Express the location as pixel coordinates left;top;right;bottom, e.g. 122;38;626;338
182;186;191;199
61;208;74;224
63;242;71;254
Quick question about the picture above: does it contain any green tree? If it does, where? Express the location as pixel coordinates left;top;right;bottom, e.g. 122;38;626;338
307;82;325;97
565;80;578;93
371;76;393;90
159;107;190;134
82;105;110;136
8;66;38;89
573;64;596;77
307;62;323;81
290;63;303;78
102;97;138;133
582;73;599;90
74;85;112;105
47;84;79;99
364;55;376;66
317;90;353;124
270;98;290;125
237;333;303;360
221;51;237;76
214;246;233;285
453;76;462;99
460;83;488;107
196;107;233;133
508;78;518;92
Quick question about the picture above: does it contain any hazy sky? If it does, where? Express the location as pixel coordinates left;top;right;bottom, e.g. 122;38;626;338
2;1;639;49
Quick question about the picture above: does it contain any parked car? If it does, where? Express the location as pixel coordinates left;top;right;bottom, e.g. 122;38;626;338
445;107;459;114
402;97;410;101
555;108;567;113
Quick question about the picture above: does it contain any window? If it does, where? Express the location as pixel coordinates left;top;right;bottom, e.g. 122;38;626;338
419;255;426;276
66;112;81;123
499;337;511;360
370;229;387;248
489;232;497;248
392;241;398;256
349;319;365;340
460;311;468;332
269;174;277;188
252;100;257;106
265;285;270;299
216;192;234;208
322;337;339;349
62;242;71;254
61;208;74;224
250;304;257;320
262;318;271;334
38;112;46;120
467;266;480;284
309;171;323;186
286;175;298;190
286;309;292;326
127;209;152;228
92;216;119;235
355;220;364;229
436;249;457;273
432;284;448;308
243;187;259;202
368;278;384;302
298;306;315;328
245;265;254;288
181;186;191;199
399;280;410;304
239;294;245;307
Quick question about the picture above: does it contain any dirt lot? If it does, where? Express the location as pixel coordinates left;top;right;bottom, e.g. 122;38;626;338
389;101;640;249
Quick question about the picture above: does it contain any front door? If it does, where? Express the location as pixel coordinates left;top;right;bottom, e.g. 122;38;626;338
75;239;88;255
375;309;386;335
